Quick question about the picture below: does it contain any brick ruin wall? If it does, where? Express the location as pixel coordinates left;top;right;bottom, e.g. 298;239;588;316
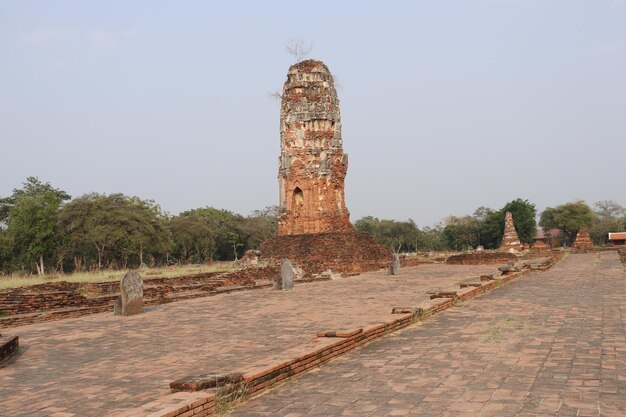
446;252;519;265
277;60;353;235
0;267;278;327
259;231;392;276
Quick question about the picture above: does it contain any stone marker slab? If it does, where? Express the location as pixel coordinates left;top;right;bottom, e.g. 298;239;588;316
274;259;294;291
388;254;401;275
113;271;144;316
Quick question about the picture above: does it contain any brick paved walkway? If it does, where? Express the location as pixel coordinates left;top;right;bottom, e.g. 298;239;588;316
0;263;499;417
227;252;626;417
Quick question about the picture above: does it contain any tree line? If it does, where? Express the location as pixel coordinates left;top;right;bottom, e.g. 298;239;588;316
356;198;626;252
2;178;625;275
0;177;278;275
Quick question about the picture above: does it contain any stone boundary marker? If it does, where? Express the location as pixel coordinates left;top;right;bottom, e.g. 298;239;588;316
113;271;144;316
112;253;565;417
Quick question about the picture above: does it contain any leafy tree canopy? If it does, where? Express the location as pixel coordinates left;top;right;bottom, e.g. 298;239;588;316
354;216;419;252
539;201;595;246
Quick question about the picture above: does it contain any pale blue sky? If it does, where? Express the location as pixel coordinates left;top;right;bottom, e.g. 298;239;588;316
1;1;625;226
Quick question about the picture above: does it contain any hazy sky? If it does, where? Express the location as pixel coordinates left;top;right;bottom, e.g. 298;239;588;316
1;1;625;227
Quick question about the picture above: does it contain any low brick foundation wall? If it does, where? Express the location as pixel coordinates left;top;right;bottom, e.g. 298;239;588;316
0;267;281;328
446;251;518;265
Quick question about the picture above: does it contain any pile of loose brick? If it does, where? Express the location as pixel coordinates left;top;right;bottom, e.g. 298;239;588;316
259;231;392;276
0;267;280;328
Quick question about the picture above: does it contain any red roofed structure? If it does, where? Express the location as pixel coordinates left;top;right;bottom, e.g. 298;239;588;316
608;232;626;246
534;228;561;248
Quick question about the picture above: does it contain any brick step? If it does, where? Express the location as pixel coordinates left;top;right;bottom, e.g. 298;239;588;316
0;305;111;327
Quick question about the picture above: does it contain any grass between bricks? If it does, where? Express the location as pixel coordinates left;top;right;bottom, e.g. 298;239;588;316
214;382;250;415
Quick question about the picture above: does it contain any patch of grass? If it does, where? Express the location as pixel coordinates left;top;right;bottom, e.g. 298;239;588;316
412;308;427;323
0;312;7;318
482;325;501;343
0;262;238;290
214;382;249;415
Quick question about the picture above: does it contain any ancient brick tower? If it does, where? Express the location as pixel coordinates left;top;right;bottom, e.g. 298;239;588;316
277;60;353;236
259;59;391;275
500;211;522;251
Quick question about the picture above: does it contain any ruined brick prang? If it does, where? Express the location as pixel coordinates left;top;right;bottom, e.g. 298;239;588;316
277;60;352;235
573;228;594;252
500;211;522;251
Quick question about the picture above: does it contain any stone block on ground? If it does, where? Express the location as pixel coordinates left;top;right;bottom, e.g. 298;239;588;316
170;372;244;392
0;334;19;365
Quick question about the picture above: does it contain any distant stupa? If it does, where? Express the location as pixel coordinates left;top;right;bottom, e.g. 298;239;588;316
500;211;522;251
573;228;593;252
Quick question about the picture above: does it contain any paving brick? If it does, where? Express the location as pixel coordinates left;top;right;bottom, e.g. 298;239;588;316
0;263;502;416
226;252;626;417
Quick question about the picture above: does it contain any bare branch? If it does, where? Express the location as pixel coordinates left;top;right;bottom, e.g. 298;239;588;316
268;90;283;101
286;38;313;63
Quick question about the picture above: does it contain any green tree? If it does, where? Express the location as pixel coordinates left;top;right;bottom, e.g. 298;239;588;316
442;216;481;250
354;216;419;252
237;206;280;249
478;210;502;249
539;201;596;246
2;177;70;274
167;213;214;263
415;224;447;251
589;200;626;245
58;193;167;270
0;228;13;274
187;207;244;260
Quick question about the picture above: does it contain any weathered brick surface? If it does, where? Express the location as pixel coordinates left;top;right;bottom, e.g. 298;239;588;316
446;251;518;265
259;231;392;275
277;60;352;236
573;227;594;252
0;262;508;416
227;252;624;417
500;211;522;250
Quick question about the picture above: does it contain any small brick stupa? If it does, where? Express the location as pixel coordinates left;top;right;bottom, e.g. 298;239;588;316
573;228;593;252
499;211;522;251
260;59;391;275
